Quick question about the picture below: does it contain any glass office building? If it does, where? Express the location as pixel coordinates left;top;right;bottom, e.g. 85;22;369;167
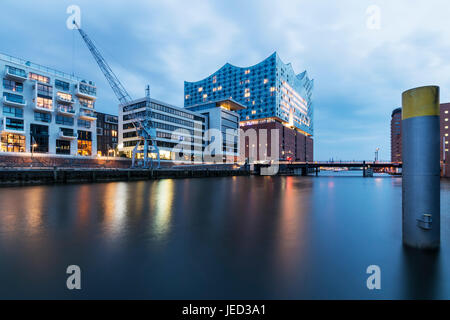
184;52;314;161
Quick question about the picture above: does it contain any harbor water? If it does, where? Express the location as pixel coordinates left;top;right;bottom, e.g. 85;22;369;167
0;173;449;299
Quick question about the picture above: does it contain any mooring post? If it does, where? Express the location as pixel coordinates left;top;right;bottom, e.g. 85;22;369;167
402;86;440;249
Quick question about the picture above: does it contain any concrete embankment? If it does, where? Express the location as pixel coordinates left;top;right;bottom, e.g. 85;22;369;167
0;168;250;186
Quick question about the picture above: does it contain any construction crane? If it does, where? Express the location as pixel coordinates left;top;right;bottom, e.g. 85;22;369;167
72;21;160;168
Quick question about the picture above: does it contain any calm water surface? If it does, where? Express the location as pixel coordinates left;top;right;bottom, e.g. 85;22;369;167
0;173;449;299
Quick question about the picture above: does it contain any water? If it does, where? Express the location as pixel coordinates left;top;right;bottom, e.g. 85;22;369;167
0;173;449;299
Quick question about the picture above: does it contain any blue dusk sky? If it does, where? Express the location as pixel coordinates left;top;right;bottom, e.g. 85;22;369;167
1;0;449;160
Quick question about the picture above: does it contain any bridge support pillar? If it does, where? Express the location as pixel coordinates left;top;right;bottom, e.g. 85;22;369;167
402;86;440;250
363;161;366;177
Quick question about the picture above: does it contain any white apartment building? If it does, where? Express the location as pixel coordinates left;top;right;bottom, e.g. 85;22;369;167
0;53;97;156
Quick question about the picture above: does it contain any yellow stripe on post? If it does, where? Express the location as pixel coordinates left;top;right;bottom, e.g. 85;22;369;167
402;86;440;120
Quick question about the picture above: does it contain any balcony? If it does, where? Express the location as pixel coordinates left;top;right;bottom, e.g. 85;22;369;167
59;129;78;140
75;81;97;100
1;117;25;134
33;102;53;113
4;65;27;82
3;95;26;108
56;92;74;104
57;105;76;117
79;108;97;121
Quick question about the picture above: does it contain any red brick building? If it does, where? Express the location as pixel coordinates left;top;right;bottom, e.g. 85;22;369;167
240;119;313;162
390;104;449;177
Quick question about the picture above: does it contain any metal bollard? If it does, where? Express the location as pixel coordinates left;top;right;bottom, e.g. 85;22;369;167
402;86;441;249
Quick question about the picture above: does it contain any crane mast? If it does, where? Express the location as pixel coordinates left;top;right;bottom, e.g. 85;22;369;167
72;21;159;168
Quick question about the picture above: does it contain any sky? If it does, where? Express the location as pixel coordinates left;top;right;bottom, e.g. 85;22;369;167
1;0;450;161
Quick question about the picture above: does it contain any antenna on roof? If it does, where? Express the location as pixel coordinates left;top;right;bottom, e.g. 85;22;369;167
146;84;150;98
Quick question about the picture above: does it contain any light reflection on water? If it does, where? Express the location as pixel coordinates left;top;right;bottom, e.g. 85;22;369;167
0;175;449;299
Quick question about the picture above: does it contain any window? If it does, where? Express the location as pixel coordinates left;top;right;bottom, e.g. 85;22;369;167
77;130;92;156
244;69;250;74
79;98;94;109
3;79;23;92
78;82;96;96
77;119;91;129
5;118;24;131
36;83;53;97
56;115;74;126
3;106;23;118
30;124;49;153
60;128;75;137
1;133;25;152
97;128;103;135
34;112;52;123
198;87;203;92
55;79;70;91
36;96;53;110
263;79;268;84
3;92;24;104
6;66;26;78
57;105;75;114
56;140;71;155
29;72;50;84
56;91;73;102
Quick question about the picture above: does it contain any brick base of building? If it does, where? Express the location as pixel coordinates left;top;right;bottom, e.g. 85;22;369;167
240;121;313;162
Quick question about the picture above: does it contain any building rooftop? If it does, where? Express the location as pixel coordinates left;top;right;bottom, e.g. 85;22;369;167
0;52;89;83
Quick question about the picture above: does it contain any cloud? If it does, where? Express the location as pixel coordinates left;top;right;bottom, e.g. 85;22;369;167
1;0;449;160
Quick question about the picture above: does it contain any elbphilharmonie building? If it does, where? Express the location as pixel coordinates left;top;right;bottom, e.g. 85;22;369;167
184;52;314;161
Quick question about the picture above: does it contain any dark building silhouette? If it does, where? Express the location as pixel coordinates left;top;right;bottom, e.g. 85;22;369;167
95;111;118;156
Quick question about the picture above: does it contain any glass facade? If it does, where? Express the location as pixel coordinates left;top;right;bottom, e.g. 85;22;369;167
184;52;314;136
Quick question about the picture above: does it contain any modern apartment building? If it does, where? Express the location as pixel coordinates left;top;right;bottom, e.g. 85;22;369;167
390;104;450;176
391;108;402;163
118;97;205;161
95;111;118;156
0;53;97;156
184;52;314;161
185;99;244;162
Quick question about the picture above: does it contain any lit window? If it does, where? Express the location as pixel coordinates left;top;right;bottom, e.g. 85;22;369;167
446;118;449;121
263;79;268;84
446;110;449;114
446;126;449;129
212;76;217;84
251;110;256;114
446;133;449;137
29;72;50;84
218;86;222;91
198;87;203;92
212;87;217;92
203;94;207;99
244;69;250;75
270;87;276;92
